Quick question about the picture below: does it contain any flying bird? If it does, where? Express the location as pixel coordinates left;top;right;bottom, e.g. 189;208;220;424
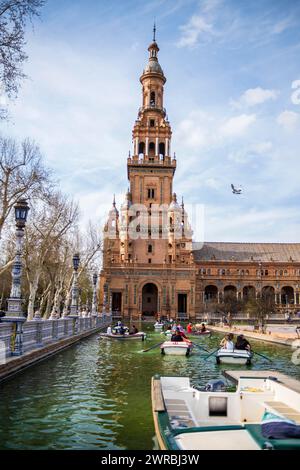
231;184;242;195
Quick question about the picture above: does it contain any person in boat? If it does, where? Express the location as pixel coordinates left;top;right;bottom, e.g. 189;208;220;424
220;333;234;350
163;325;173;337
174;327;192;345
187;323;193;334
114;321;126;335
200;323;206;333
129;324;139;335
107;325;112;335
235;334;251;351
171;327;184;342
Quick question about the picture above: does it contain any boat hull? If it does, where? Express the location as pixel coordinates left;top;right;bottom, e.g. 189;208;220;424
100;332;146;341
216;349;252;365
161;341;192;356
192;330;211;337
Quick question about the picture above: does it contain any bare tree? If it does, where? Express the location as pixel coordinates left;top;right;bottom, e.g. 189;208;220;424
23;191;79;320
0;0;45;118
243;294;275;333
0;136;50;241
62;222;102;315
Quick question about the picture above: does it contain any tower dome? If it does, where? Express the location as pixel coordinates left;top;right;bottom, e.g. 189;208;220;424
109;195;119;217
141;25;166;82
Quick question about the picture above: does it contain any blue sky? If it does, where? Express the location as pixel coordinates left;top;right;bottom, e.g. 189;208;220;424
2;0;300;242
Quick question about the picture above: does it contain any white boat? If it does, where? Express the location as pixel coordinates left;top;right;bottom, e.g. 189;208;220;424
162;330;173;340
216;348;253;365
99;331;146;341
160;341;193;356
154;322;164;330
152;374;300;450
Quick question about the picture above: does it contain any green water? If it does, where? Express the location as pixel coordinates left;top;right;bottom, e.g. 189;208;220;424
0;323;299;450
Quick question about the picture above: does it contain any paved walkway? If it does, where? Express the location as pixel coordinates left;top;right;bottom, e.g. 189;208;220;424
208;323;299;346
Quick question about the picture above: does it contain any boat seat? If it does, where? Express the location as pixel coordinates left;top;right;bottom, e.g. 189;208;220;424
174;428;260;450
165;398;197;429
263;401;300;424
245;424;300;450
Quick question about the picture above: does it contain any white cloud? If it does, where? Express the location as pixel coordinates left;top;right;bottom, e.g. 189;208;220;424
177;15;214;48
232;87;279;108
271;17;294;35
228;141;273;164
175;110;215;149
204;205;300;243
291;80;300;105
277;110;299;131
220;114;256;137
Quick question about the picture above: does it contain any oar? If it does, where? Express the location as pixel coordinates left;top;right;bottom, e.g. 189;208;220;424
253;350;273;362
191;342;209;353
203;348;220;360
142;341;164;353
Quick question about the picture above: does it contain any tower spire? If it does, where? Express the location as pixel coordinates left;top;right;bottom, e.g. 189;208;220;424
153;21;156;42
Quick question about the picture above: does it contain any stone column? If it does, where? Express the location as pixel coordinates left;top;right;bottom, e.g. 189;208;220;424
145;137;149;156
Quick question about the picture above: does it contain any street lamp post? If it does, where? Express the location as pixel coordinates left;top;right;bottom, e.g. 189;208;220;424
70;253;80;316
4;199;30;356
91;272;98;317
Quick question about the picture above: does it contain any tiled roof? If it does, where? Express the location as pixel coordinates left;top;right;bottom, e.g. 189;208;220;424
192;242;300;262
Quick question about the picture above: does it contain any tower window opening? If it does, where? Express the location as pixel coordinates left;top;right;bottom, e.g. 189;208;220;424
150;119;155;127
148;244;153;253
138;141;145;156
148;188;155;199
148;258;152;264
150;91;155;107
159;142;165;159
149;141;155;158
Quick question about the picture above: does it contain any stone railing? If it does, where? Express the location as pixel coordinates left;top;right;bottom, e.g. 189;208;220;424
0;314;111;360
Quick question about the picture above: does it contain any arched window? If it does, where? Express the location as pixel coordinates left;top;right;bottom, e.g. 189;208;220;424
138;142;145;156
148;244;153;253
149;141;155;159
150;91;155;107
159;142;165;158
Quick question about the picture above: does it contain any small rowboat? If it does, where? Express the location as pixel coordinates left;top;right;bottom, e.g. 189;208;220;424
151;374;300;450
192;330;211;336
160;341;193;356
154;322;164;330
100;332;146;341
216;348;253;365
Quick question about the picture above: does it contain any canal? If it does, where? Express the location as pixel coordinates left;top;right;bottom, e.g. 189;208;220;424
0;323;299;450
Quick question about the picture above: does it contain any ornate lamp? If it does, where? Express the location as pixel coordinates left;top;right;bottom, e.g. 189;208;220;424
72;253;80;272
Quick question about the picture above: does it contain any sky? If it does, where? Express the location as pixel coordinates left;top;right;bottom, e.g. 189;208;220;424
2;0;300;243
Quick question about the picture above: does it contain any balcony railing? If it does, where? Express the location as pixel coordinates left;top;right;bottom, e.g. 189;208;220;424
138;105;166;116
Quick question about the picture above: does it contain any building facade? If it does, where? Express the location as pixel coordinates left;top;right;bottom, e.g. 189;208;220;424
99;36;300;320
